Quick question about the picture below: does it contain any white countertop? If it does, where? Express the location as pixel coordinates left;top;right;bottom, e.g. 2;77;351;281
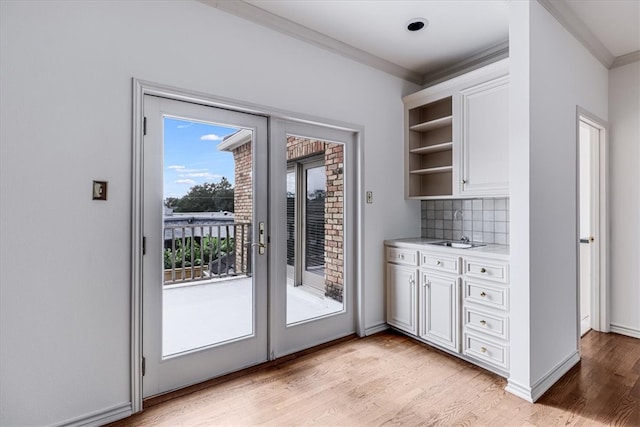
385;237;510;260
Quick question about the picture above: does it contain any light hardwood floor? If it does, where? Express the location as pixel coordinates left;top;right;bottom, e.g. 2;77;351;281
109;330;640;426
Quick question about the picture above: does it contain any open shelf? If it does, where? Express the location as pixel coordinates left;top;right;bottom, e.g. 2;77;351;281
409;116;453;132
409;142;453;154
409;166;453;175
405;95;454;198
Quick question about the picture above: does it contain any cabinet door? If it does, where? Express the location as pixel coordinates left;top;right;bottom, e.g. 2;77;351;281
419;273;459;351
459;75;509;196
387;263;418;335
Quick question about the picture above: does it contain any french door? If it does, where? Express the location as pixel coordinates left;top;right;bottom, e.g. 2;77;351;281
139;92;357;399
142;95;268;398
271;119;357;357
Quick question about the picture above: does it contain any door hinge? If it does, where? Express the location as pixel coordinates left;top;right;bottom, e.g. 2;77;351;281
142;356;146;376
143;117;147;136
142;236;146;255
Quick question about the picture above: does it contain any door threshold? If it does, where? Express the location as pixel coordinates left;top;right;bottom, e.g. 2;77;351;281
143;333;358;409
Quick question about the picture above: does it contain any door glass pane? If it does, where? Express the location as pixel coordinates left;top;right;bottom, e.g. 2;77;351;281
286;136;344;325
162;117;254;357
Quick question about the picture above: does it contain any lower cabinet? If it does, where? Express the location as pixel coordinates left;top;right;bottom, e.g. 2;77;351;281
419;272;459;352
386;242;510;377
386;261;418;335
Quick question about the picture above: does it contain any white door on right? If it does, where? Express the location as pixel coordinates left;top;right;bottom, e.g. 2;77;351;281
458;75;510;197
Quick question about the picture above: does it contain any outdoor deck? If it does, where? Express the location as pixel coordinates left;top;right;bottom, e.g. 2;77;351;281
163;277;342;356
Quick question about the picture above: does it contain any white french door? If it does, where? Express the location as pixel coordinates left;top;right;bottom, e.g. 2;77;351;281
270;119;357;357
142;95;268;398
137;90;359;401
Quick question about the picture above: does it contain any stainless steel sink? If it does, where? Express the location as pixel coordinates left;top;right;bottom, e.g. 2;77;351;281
428;240;486;249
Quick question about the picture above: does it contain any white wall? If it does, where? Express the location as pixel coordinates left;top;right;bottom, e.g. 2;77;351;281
609;61;640;337
0;1;420;425
507;0;608;400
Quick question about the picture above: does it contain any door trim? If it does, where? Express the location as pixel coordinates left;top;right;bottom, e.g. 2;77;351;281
131;79;364;413
575;106;609;347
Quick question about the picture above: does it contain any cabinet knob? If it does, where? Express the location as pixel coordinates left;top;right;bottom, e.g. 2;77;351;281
409;276;415;286
480;320;487;326
436;260;442;266
461;179;467;185
480;347;487;353
480;292;487;297
480;267;487;273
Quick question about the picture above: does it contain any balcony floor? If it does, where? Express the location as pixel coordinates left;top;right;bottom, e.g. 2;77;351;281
162;277;342;356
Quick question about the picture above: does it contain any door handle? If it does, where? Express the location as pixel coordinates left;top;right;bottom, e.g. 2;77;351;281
579;236;595;244
253;221;266;255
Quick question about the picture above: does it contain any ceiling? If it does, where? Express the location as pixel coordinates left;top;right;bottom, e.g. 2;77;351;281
564;0;639;58
209;0;639;84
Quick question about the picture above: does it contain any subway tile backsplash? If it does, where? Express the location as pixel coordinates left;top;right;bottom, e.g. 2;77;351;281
421;198;510;245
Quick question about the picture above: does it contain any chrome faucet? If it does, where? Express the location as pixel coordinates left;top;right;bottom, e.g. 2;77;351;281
454;209;468;242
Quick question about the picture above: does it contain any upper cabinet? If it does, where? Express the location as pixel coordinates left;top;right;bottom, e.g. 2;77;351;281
403;59;509;199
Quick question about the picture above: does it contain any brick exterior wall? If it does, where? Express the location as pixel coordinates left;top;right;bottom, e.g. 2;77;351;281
286;137;344;302
232;143;252;273
231;137;344;302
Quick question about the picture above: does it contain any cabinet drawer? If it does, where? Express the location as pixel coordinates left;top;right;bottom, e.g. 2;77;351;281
464;259;508;283
387;247;418;266
463;307;508;340
463;280;508;311
420;252;460;274
463;332;508;370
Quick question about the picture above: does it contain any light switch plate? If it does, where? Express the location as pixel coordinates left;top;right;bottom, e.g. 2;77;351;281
93;180;107;200
366;191;373;204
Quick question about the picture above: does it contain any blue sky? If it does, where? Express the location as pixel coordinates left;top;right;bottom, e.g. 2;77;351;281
163;117;239;199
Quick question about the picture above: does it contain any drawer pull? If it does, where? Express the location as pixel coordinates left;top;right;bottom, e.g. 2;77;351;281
436;260;442;266
409;275;415;286
480;267;487;273
480;346;487;353
399;254;405;260
480;291;487;297
480;320;487;326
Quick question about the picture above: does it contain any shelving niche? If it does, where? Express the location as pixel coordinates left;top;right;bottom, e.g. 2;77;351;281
407;96;453;197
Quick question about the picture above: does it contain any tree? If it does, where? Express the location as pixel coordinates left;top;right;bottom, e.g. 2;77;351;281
167;178;234;212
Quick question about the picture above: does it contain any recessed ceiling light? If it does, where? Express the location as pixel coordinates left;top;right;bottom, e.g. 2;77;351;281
406;18;428;32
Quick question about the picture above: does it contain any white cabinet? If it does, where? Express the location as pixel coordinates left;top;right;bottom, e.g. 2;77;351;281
386;249;418;335
462;257;510;373
458;75;510;196
403;59;509;199
385;241;510;377
419;272;459;352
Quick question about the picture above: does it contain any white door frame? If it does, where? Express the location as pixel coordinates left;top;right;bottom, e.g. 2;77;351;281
576;107;609;345
131;79;364;413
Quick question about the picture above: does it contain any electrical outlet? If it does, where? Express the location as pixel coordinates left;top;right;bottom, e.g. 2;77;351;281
366;191;373;204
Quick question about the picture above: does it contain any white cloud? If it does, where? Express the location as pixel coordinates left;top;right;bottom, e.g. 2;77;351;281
175;179;196;186
168;165;185;170
201;134;223;141
177;122;193;129
182;172;223;180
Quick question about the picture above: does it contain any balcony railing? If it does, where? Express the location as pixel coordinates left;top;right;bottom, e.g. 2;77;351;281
163;222;251;285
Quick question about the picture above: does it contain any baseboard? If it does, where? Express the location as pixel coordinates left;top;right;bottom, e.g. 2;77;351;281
364;323;389;336
505;379;534;402
57;402;132;427
506;350;580;403
531;350;580;402
610;323;640;339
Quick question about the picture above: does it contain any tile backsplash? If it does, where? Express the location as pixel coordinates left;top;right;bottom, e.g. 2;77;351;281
421;198;510;245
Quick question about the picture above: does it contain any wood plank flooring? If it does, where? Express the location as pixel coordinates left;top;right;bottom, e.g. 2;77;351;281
108;330;640;426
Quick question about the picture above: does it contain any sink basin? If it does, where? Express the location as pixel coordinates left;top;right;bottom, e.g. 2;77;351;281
428;240;486;249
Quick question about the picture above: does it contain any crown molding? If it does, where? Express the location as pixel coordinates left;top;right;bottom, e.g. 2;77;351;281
536;0;614;69
421;40;509;87
198;0;423;85
611;50;640;69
